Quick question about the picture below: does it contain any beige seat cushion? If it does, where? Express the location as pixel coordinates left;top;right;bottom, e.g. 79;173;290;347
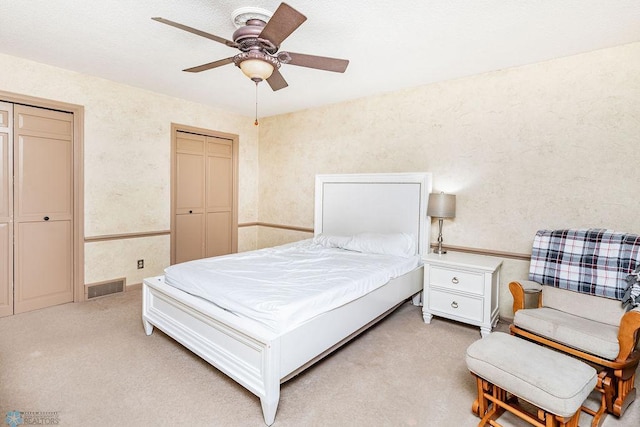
514;306;619;360
466;332;597;418
542;286;625;327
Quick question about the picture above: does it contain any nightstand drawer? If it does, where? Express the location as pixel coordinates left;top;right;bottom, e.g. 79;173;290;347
430;266;484;295
428;289;483;322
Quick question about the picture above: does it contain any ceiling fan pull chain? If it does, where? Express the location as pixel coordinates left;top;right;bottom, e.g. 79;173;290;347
254;81;259;126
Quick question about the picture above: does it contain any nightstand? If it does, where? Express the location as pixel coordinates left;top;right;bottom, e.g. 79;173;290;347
422;251;502;337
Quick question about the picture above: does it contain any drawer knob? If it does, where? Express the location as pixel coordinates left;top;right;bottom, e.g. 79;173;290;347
451;301;458;309
451;277;459;284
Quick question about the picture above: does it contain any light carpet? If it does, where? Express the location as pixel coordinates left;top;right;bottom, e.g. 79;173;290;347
0;290;637;426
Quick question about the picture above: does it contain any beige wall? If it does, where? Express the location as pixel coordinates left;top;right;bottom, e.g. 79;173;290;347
1;41;639;318
0;53;259;287
257;42;640;318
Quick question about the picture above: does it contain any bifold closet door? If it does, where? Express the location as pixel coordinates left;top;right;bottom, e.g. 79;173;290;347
205;136;233;258
175;131;206;264
174;131;235;264
0;102;13;317
13;105;73;314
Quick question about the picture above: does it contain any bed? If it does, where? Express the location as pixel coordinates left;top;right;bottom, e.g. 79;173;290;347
142;172;432;425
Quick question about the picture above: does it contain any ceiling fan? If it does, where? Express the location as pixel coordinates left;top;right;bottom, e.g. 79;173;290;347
152;2;349;91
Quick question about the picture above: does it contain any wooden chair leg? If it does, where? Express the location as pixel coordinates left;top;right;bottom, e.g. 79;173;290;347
613;368;637;416
478;384;506;427
478;404;499;427
545;414;556;427
472;376;490;417
578;371;608;427
601;371;616;414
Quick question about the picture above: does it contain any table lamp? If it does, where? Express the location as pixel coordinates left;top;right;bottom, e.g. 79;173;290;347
427;192;456;254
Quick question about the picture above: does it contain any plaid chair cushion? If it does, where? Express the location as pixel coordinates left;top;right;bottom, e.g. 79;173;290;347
529;229;640;300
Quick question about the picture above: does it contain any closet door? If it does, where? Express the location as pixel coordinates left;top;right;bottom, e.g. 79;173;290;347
172;128;237;265
13;105;73;314
0;102;12;317
174;132;206;263
205;136;233;257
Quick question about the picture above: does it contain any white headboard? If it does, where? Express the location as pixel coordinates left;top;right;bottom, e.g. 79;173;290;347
314;173;432;256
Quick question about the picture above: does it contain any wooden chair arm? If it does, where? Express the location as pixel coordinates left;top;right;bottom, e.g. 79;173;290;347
617;308;640;362
509;280;542;313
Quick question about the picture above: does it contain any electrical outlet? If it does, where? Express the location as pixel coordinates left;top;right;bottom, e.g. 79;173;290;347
137;259;144;269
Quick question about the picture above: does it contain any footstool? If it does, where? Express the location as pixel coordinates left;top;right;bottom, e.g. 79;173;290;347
466;332;602;427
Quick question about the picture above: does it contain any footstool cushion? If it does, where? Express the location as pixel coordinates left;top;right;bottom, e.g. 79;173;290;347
466;332;597;418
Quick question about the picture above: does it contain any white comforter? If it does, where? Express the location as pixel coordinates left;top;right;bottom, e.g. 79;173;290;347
164;239;421;334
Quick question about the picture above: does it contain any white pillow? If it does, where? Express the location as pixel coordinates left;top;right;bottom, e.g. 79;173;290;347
343;233;417;258
313;234;352;249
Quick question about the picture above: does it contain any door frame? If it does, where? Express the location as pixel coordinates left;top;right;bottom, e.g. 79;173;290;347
170;123;238;265
0;90;85;303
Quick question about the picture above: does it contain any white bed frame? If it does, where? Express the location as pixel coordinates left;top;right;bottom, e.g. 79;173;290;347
142;172;432;425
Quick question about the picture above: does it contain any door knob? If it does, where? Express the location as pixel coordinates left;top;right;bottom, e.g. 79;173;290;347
44;216;50;221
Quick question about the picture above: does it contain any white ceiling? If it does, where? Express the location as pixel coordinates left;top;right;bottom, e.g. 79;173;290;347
1;1;639;118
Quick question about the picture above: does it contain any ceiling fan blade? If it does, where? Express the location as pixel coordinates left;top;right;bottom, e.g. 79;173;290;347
183;57;234;73
259;3;307;47
266;69;288;91
152;17;237;48
285;52;349;73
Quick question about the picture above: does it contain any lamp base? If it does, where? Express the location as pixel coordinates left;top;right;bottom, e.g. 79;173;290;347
433;218;447;255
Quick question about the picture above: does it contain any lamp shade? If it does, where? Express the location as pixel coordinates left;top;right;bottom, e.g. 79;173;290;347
239;59;274;81
427;192;456;218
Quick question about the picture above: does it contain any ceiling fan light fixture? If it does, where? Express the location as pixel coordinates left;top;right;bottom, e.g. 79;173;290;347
239;58;274;81
234;51;280;82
